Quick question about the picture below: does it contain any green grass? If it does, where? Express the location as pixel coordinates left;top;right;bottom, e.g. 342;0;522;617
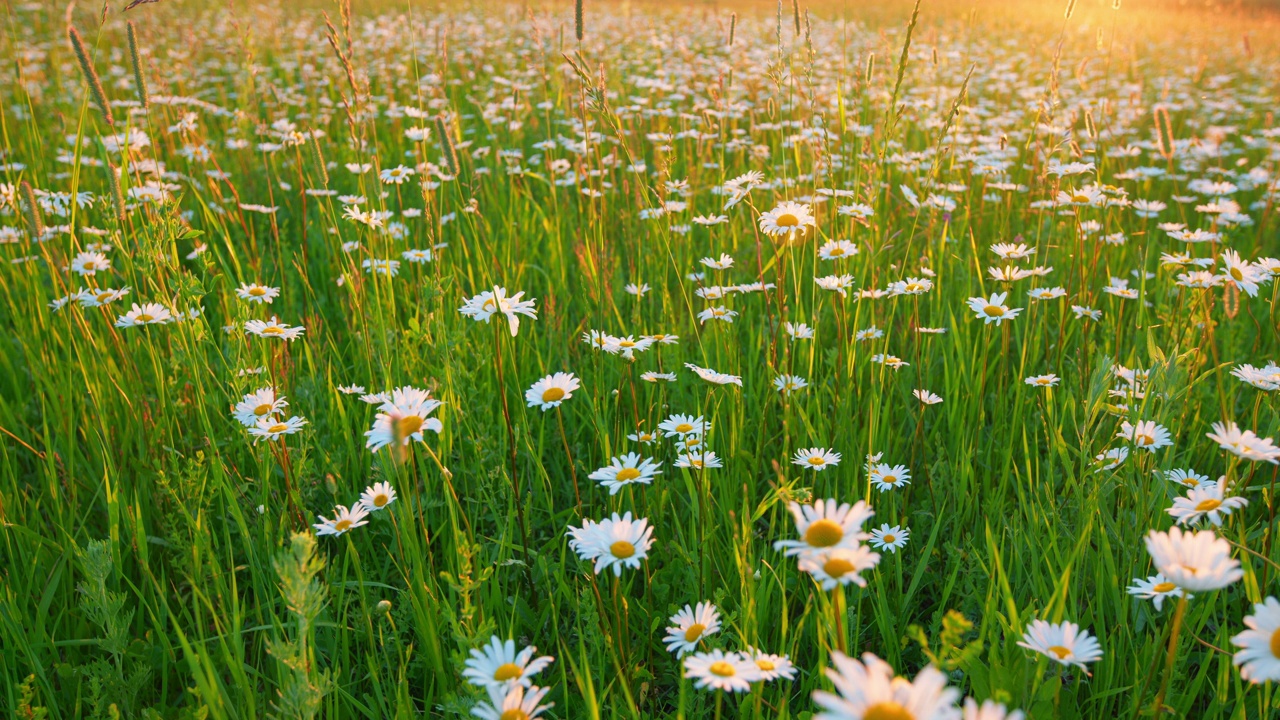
1;0;1279;717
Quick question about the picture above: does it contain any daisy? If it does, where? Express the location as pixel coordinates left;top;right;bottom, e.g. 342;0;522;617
794;447;841;471
624;282;650;297
785;322;816;340
888;277;934;296
683;650;762;693
379;165;415;184
697;306;738;324
1117;420;1172;453
914;389;943;405
816;274;855;297
70;251;110;276
798;546;881;589
962;699;1024;720
1207;421;1280;463
745;647;797;682
365;386;444;451
663;602;720;657
685;363;742;386
245;316;305;341
758;201;815;241
1016;619;1103;672
524;372;580;411
458;286;538;337
773;499;874;556
869;463;911;492
641;371;677;383
359;481;397;512
470;684;553;720
1165;468;1212;489
402;248;434;263
818;239;859;260
1144;526;1243;591
1167;480;1247;527
462;636;554;689
1220;249;1263;297
1232;363;1280;391
813;652;961;720
855;326;884;342
869;524;910;553
233;387;287;427
248;415;308;443
675;451;722;470
774;374;809;395
313;504;370;537
991;242;1035;260
658;414;709;438
627;430;658;444
588;453;662;495
115;302;172;327
1231;597;1280;683
1071;305;1102;321
1024;374;1059;388
1027;287;1066;300
1126;574;1188;611
1093;447;1129;471
966;292;1022;325
337;384;366;395
235;283;280;304
566;512;654;576
700;253;734;270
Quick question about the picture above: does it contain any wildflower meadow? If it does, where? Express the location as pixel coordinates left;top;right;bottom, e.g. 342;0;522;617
2;0;1280;717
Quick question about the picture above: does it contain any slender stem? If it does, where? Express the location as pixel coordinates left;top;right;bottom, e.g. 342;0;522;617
556;406;582;513
494;324;533;572
1151;594;1188;715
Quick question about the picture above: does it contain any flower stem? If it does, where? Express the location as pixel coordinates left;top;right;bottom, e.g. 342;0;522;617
1151;593;1188;715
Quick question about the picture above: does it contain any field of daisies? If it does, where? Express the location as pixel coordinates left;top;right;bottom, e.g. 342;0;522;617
3;0;1280;717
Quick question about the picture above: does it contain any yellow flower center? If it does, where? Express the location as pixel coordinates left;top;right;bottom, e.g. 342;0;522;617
493;663;523;681
803;519;844;548
482;298;497;311
984;305;1005;317
1152;582;1176;593
709;661;736;677
609;541;636;559
1230;267;1244;281
1136;434;1155;446
1271;628;1280;659
675;423;693;434
136;314;154;323
823;557;856;577
334;519;352;532
619;340;636;348
808;456;826;465
829;247;844;256
541;387;566;403
1194;499;1222;512
396;415;425;438
83;261;97;270
96;291;112;302
249;287;267;296
756;659;775;671
254;403;272;416
1072;193;1090;203
774;213;800;227
882;475;897;484
684;624;705;642
863;702;914;720
616;467;642;482
261;326;284;335
1037;378;1051;385
1047;645;1072;659
882;534;897;544
267;423;288;434
372;493;389;507
500;711;528;720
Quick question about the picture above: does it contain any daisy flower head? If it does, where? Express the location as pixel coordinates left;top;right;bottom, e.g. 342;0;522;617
683;650;762;693
365;386;444;452
914;389;943;405
675;451;722;470
1144;526;1243;591
745;647;797;682
798;545;881;589
869;524;910;553
793;447;841;471
813;652;961;720
359;481;397;512
1165;468;1211;490
1126;573;1188;611
233;387;287;427
869;463;911;492
566;512;654;576
659;414;709;438
641;371;677;383
685;363;742;386
462;636;554;689
1232;363;1280;391
774;499;874;557
1017;619;1103;672
313;504;370;537
379;164;415;184
967;292;1022;325
470;683;553;720
1167;480;1247;527
588;453;662;495
816;274;856;297
235;283;280;304
628;430;659;445
1206;421;1280;464
819;239;859;260
758;200;816;242
1231;597;1280;684
70;251;110;276
664;602;720;657
1093;447;1129;472
248;415;307;443
459;286;538;337
525;372;580;411
962;698;1024;720
115;302;172;328
785;321;816;340
1024;374;1059;388
774;374;809;395
1118;420;1172;453
245;316;305;340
